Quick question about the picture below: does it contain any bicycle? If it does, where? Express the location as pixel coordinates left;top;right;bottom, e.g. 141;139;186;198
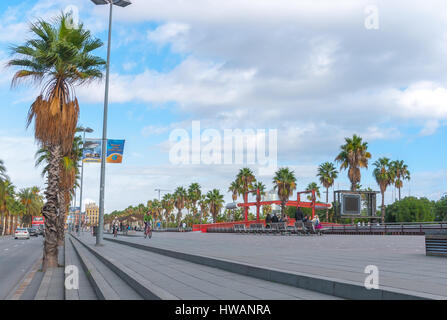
144;224;152;239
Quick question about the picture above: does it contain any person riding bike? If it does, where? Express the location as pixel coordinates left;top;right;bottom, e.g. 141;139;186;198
143;213;153;237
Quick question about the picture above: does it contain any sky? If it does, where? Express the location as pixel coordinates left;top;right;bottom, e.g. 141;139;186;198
0;0;447;213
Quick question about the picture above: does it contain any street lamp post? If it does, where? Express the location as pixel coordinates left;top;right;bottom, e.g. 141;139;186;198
77;126;93;236
92;0;132;246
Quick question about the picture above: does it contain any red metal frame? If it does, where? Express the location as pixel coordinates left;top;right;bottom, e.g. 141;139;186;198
238;189;330;221
192;189;332;232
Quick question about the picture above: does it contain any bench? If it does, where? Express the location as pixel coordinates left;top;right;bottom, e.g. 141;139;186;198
248;223;264;234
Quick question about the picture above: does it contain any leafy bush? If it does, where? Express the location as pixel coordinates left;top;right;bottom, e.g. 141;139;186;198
385;197;435;222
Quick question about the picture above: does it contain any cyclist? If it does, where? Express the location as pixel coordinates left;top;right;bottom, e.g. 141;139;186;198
143;212;153;238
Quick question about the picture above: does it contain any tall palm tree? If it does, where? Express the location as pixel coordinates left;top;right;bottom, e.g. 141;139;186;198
0;180;14;235
306;182;321;201
206;189;225;223
8;14;105;270
198;195;209;224
273;167;297;218
391;160;410;201
161;193;174;228
335;135;371;191
18;188;39;227
151;199;162;226
317;162;338;221
236;168;256;197
35;134;82;245
228;180;241;202
187;183;201;218
373;157;395;223
251;181;266;202
173;187;187;227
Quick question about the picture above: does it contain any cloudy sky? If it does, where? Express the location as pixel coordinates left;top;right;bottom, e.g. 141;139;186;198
1;0;447;213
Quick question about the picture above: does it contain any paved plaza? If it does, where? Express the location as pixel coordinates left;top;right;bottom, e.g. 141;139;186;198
104;232;447;299
80;235;338;299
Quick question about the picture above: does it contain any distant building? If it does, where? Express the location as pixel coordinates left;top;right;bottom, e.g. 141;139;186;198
86;202;99;226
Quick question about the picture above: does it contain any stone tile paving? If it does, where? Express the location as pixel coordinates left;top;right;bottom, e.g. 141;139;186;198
105;232;447;298
82;235;339;300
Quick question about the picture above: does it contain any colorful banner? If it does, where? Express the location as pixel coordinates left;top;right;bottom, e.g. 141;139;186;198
106;139;125;163
82;139;126;163
82;139;102;163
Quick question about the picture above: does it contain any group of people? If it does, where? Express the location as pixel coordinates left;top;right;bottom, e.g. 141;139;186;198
265;206;321;231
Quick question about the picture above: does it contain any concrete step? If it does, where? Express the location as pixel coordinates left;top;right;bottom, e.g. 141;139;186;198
69;235;142;300
64;236;98;300
76;235;339;300
103;236;443;300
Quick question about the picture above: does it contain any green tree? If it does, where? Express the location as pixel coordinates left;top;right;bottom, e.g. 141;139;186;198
187;183;201;217
391;160;410;201
228;180;241;202
317;162;338;221
206;189;225;223
385;197;435;222
335;134;371;191
8;14;105;270
434;196;447;221
273;167;297;218
306;182;321;201
173;187;187;227
373;157;395;223
198;195;209;223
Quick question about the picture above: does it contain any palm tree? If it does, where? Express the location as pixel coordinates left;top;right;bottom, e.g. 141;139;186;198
236;168;256;220
251;182;266;202
0;180;14;235
198;195;209;224
151;199;162;226
335;135;371;191
35;134;82;245
373;157;395;223
206;189;225;223
391;160;410;201
187;183;201;218
173;187;187;227
18;188;37;227
306;182;321;201
317;162;338;221
0;160;9;182
273;167;297;218
8;14;105;270
236;168;256;197
161;193;174;228
228;181;240;202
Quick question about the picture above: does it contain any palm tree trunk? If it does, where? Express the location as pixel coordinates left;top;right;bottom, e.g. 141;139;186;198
1;213;5;236
42;144;62;271
326;187;329;222
381;191;385;223
398;187;401;201
6;213;10;235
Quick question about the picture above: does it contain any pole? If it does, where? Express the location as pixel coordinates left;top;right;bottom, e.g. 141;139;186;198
97;2;113;246
78;130;86;236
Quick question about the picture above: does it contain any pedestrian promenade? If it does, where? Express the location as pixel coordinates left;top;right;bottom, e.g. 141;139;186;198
104;232;447;299
78;234;339;300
